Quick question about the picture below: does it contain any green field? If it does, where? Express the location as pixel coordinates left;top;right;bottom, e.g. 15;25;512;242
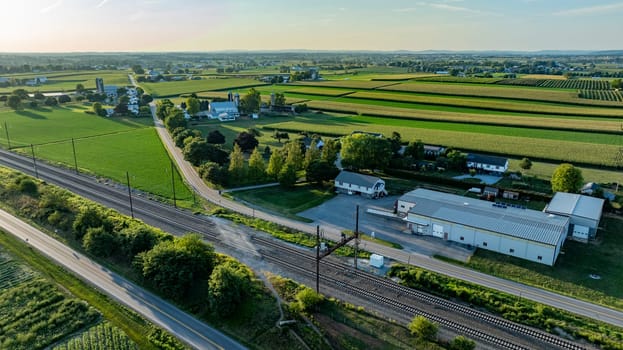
262;113;623;167
0;106;193;204
0;250;102;350
141;78;267;97
0;71;130;94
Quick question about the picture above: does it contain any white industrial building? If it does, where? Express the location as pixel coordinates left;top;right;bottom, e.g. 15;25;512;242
544;192;604;242
334;171;387;198
401;189;569;266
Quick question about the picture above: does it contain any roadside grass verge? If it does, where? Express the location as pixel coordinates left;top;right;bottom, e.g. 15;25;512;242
231;184;335;223
436;217;623;311
0;230;160;350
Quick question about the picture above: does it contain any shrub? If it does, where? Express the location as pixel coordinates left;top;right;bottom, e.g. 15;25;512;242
295;286;324;312
408;315;438;341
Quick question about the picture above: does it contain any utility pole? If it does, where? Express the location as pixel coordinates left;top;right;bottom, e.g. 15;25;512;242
71;138;78;174
126;171;134;219
3;122;10;149
30;144;38;179
170;160;177;208
315;205;360;293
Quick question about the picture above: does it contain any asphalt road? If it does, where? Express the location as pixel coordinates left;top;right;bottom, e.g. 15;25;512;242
0;209;246;350
151;105;623;329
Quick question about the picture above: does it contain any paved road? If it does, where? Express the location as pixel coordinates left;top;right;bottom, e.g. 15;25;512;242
0;209;246;350
151;104;623;329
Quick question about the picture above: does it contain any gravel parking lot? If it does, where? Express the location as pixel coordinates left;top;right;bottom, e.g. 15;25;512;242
299;194;474;262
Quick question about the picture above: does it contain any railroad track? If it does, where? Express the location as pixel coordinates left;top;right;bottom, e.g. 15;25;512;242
0;149;588;349
254;236;587;350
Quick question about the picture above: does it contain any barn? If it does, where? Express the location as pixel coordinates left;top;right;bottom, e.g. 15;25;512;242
544;192;604;242
334;171;387;198
401;189;569;266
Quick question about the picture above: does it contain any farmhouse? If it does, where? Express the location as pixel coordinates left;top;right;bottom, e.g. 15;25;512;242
423;145;445;158
466;153;509;175
334;171;387;198
544;192;604;242
401;189;569;266
209;101;239;121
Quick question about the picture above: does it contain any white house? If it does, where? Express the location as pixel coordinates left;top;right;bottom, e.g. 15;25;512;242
544;192;604;242
466;153;509;175
402;189;569;266
209;101;239;121
334;171;387;198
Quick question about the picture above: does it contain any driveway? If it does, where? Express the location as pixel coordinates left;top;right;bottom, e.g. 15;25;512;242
454;174;502;185
299;194;474;262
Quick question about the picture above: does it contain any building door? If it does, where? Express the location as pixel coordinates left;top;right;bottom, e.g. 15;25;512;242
432;224;444;238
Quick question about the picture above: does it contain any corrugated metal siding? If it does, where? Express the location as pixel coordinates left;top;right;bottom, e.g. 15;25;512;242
405;189;568;246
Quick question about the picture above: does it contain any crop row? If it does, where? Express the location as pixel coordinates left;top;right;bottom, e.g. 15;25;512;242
265;114;623;167
0;279;100;350
380;81;623;107
495;79;546;87
539;79;612;90
0;260;34;292
344;90;623;118
411;76;503;84
52;321;137;350
579;89;623;102
302;99;623;134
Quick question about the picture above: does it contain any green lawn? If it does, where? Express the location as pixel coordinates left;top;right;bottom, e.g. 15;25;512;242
232;183;335;222
0;105;193;204
23;127;193;203
458;217;623;310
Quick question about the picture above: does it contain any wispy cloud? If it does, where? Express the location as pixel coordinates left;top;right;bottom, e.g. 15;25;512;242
96;0;110;8
553;2;623;16
393;7;418;12
417;1;500;16
40;0;63;14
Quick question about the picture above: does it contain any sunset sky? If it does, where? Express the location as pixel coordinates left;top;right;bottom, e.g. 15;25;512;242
0;0;621;52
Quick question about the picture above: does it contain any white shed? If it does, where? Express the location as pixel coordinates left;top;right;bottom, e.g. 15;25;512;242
544;192;604;239
369;254;384;268
334;171;387;198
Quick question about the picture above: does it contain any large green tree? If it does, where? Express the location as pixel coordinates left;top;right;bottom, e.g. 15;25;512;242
239;88;261;114
208;261;252;317
551;163;583;193
304;141;321;169
228;143;247;181
266;149;285;180
340;134;392;171
306;160;339;186
284;141;304;171
156;99;174;120
186;97;200;116
138;234;215;300
165;110;187;131
82;226;116;257
6;95;21;109
248;147;266;180
321;138;340;165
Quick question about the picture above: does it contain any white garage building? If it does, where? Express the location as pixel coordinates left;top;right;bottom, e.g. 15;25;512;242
402;189;569;266
544;192;604;242
334;171;387;198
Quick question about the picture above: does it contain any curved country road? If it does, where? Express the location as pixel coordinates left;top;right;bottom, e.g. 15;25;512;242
0;209;246;350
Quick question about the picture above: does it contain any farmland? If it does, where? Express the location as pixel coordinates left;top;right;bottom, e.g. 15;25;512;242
141;78;266;97
0;71;130;94
0;106;193;204
0;250;103;350
52;321;137;350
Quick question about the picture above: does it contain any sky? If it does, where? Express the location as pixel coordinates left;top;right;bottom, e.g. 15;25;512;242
0;0;621;52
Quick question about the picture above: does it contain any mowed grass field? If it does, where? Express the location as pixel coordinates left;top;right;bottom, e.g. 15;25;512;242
0;70;130;94
141;78;267;97
0;106;193;203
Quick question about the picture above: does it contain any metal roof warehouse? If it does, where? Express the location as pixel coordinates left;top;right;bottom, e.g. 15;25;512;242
402;189;570;265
